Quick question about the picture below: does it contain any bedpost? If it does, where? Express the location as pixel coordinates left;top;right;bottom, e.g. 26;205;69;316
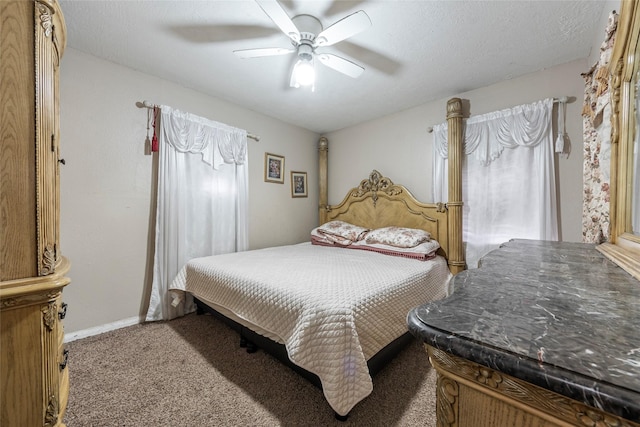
446;98;465;274
318;137;329;225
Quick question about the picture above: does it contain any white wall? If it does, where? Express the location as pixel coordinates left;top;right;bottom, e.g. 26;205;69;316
324;59;587;244
60;49;320;334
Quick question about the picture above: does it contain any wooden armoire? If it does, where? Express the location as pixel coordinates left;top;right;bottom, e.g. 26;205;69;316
0;1;70;425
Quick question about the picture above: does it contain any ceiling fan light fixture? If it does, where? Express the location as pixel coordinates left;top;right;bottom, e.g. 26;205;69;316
242;1;371;90
292;58;315;87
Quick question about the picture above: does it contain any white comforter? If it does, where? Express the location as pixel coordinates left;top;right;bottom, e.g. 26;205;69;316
169;242;451;416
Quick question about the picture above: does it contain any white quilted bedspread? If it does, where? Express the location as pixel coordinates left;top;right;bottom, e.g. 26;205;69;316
169;242;451;416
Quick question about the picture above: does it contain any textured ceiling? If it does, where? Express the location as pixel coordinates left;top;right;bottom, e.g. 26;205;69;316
59;0;606;133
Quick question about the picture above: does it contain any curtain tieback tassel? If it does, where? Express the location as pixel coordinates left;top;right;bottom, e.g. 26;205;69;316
151;106;159;152
555;100;569;158
555;133;566;154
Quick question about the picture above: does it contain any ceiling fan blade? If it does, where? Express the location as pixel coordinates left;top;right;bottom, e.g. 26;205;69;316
255;0;300;43
314;10;371;47
317;53;364;78
234;47;295;59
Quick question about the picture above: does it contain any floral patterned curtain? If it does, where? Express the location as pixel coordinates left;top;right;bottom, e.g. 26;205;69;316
581;11;618;243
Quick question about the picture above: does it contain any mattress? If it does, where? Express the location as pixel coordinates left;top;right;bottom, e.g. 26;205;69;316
169;242;451;416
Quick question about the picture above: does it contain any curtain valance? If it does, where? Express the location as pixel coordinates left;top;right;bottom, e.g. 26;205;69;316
433;98;553;165
160;105;247;169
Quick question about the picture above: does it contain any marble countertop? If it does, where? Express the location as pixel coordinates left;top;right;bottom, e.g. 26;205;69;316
408;239;640;423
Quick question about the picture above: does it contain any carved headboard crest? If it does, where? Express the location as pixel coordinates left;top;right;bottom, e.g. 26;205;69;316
353;170;402;206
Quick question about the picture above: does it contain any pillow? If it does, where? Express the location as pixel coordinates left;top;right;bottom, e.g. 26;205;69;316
351;239;440;260
364;226;431;248
311;220;370;246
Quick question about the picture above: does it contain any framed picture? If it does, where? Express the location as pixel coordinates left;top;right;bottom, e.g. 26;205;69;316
264;153;285;183
290;171;308;198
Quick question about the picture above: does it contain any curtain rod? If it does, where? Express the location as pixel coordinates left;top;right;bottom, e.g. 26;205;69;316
427;96;570;133
137;100;260;141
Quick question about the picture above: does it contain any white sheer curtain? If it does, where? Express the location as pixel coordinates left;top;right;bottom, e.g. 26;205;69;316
434;99;558;269
146;105;249;321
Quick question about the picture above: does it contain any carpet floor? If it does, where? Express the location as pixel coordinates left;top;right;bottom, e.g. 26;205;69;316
63;313;437;426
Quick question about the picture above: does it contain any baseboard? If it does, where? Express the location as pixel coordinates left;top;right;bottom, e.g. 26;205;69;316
64;316;143;343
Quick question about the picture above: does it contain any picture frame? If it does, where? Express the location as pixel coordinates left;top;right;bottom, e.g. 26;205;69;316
264;153;285;184
290;171;308;198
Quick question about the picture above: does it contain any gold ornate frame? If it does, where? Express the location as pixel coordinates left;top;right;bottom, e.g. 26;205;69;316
597;0;640;280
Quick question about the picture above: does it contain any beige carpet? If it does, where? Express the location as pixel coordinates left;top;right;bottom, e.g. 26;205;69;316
63;313;437;426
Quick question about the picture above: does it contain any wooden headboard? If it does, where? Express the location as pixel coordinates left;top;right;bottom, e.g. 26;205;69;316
323;170;450;259
317;98;465;274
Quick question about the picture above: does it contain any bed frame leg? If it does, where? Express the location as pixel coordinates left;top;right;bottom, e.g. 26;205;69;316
240;334;258;353
245;341;258;353
335;412;348;421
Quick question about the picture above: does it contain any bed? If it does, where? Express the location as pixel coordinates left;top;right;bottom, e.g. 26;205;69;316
168;98;465;418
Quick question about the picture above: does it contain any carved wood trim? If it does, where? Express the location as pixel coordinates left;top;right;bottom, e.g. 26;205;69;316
611;58;623;146
0;289;61;309
427;346;639;427
0;299;17;310
42;301;58;331
436;375;459;427
41;244;56;275
37;3;53;37
352;170;403;207
51;24;61;67
44;394;59;426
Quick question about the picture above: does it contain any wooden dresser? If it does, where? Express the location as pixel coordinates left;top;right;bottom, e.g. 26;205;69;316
1;1;70;425
408;240;640;427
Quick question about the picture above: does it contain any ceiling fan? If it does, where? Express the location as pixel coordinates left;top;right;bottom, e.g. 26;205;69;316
233;0;372;89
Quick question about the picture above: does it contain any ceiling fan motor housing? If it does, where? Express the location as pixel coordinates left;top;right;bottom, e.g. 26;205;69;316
292;14;322;46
